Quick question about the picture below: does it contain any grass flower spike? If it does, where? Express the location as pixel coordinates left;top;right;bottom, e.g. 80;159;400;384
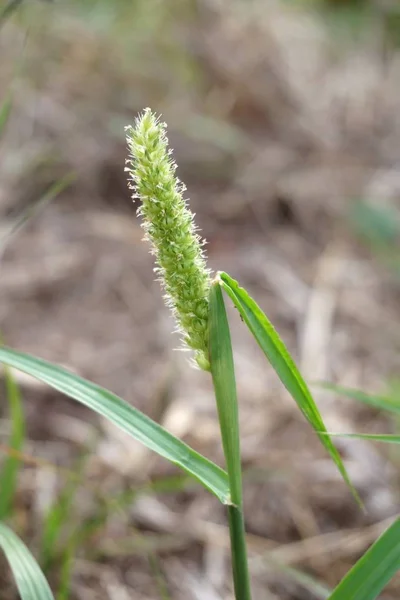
125;109;212;370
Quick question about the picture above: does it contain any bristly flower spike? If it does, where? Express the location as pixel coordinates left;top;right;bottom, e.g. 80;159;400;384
125;108;212;371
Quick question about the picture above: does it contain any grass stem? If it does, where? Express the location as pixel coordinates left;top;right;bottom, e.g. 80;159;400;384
227;505;252;600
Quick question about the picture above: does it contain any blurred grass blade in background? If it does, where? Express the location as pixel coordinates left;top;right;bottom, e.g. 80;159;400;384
327;517;400;600
0;522;54;600
0;174;75;251
267;561;331;599
56;540;75;600
322;432;400;444
0;92;12;136
40;445;93;571
0;0;23;30
0;364;25;518
0;347;230;503
318;383;400;416
219;271;361;505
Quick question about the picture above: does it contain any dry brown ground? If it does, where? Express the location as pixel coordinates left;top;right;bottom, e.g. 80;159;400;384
0;1;399;599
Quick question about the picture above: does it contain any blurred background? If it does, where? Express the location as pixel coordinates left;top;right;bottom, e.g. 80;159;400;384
0;0;399;598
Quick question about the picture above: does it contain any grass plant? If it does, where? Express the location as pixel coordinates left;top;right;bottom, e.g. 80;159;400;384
0;109;399;599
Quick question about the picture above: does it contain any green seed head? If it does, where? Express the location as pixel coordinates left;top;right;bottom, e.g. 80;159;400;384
125;109;211;371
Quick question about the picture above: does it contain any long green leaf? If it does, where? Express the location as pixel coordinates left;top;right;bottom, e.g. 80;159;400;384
0;522;54;600
0;347;230;504
0;364;25;518
209;281;252;600
209;281;241;506
317;383;400;416
219;271;361;505
328;518;400;600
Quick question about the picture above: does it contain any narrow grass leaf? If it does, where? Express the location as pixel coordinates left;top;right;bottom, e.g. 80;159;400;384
74;474;191;550
209;281;258;600
317;382;400;416
0;522;54;600
56;540;75;600
267;561;331;599
148;553;172;600
209;281;241;506
0;364;25;518
41;444;94;570
219;271;361;505
321;432;400;444
328;517;400;600
0;347;230;504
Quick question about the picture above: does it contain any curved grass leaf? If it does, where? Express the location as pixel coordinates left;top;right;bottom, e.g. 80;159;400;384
0;347;230;504
317;383;400;416
219;272;361;506
0;522;54;600
328;517;400;600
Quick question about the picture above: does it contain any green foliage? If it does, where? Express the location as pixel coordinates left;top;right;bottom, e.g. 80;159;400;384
0;346;230;503
209;281;242;506
317;382;400;444
327;518;400;600
0;365;25;519
209;281;252;600
349;200;400;277
319;382;400;416
0;522;54;600
264;559;331;599
0;92;12;136
350;200;400;248
323;432;400;444
219;271;361;506
56;541;75;600
0;0;24;29
40;447;92;571
1;102;399;599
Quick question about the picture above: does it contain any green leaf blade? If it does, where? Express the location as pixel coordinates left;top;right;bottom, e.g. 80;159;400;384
317;383;400;417
322;432;400;444
0;347;230;504
219;271;361;506
328;518;400;600
0;522;54;600
209;281;252;600
0;364;25;518
209;281;241;505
